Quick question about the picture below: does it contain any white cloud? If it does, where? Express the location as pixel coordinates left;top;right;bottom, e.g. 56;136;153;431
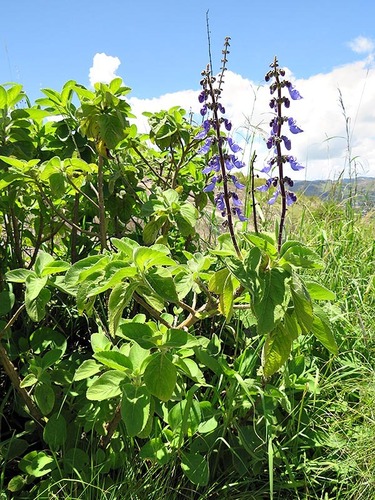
348;36;374;54
89;53;121;86
126;61;375;181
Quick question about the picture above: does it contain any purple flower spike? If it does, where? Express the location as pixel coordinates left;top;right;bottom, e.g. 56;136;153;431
288;117;303;134
286;82;302;100
232;207;247;221
200;105;208;116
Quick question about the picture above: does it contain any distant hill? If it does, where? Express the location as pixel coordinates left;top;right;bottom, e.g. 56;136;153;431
292;177;375;207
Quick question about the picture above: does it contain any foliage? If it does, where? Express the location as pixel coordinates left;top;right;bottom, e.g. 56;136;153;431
0;43;373;500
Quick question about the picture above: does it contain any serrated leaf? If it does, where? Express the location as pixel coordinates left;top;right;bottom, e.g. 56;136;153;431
144;267;179;303
108;281;139;336
74;359;102;381
86;370;128;401
254;268;290;335
143;353;177;401
311;306;338;355
121;384;151;437
305;281;336;301
262;325;294;377
133;247;175;272
25;288;51;322
93;351;132;371
118;321;157;349
282;244;324;269
291;277;314;334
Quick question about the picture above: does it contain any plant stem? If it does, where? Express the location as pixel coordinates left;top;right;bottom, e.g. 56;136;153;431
97;154;107;251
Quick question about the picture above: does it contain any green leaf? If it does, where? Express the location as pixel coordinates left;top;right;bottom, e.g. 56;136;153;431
0;85;7;108
6;268;34;283
108;281;139;336
143;216;167;245
121;384;151;437
245;232;278;260
64;255;104;293
143;352;177;401
34;251;56;277
219;272;234;321
180;452;209;486
91;332;111;352
74;359;103;381
86;370;128;401
7;475;26;492
168;400;202;437
20;373;38;388
0;290;15;316
43;413;67;450
93;351;132;371
19;451;55;478
208;268;230;294
139;437;171;465
291;277;314;334
253;268;290;335
311;306;339;355
162;328;200;348
133;247;175;272
25;275;48;302
262;325;294;378
40;260;70;277
118;321;158;349
305;281;336;301
25;288;51;322
34;383;55;415
281;243;324;269
144;267;179;303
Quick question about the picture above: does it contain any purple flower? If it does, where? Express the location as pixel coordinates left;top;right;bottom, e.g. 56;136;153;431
286;191;297;206
203;176;219;192
286;82;302;100
232;207;247;221
217;103;225;114
194;119;211;140
231;192;242;207
257;178;273;192
200;105;208;116
202;155;221;174
261;161;273;174
215;193;226;213
198;91;206;103
266;133;274;149
287;156;304;171
227;137;241;153
288;117;303;134
197;138;214;155
230;175;245;189
223;118;232;131
281;135;291;150
268;189;280;205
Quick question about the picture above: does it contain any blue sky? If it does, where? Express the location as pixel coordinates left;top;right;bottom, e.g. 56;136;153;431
1;0;375;180
1;0;374;100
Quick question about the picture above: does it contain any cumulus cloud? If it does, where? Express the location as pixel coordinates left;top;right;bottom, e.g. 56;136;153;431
125;60;375;180
89;53;121;86
348;36;375;54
